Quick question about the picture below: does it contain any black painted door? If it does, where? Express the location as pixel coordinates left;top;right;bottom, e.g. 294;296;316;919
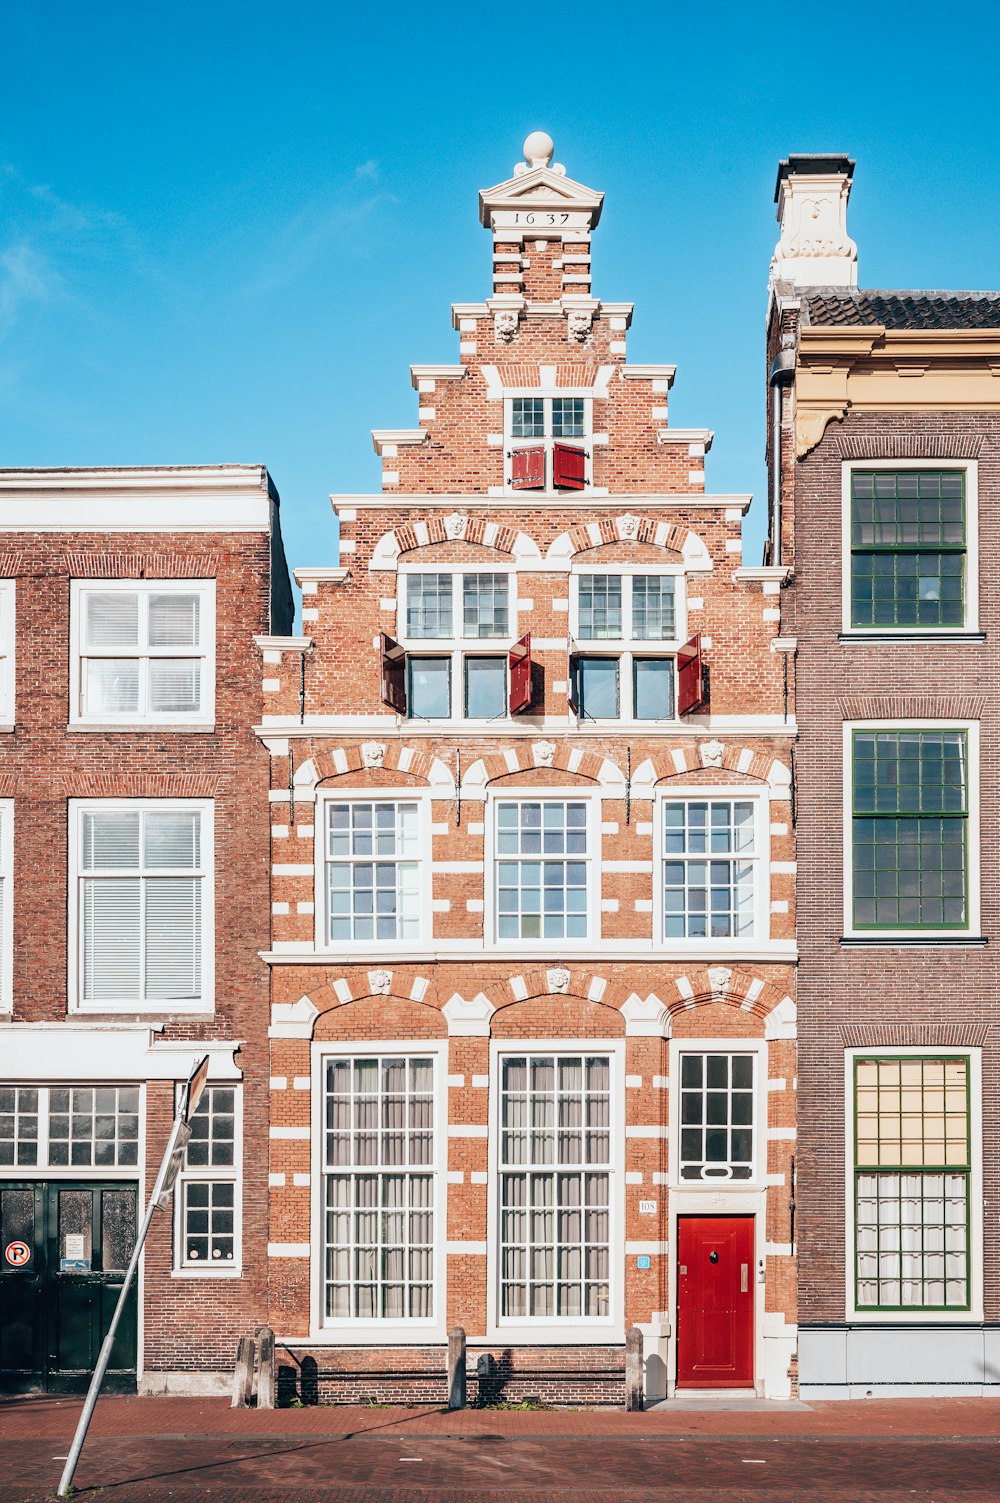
0;1182;137;1393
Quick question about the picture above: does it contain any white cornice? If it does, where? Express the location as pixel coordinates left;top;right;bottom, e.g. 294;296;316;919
329;492;751;511
409;365;466;387
255;715;797;738
620;365;677;385
261;943;798;966
254;634;313;651
292;568;350;586
733;566;792;584
0;464;276;531
0;464;272;494
371;429;429;455
656;428;715;450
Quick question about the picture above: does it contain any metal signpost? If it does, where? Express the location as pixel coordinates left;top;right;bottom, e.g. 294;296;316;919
57;1054;210;1500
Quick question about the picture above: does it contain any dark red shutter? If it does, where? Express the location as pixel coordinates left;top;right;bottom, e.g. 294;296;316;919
553;443;587;490
380;633;406;714
510;447;546;490
509;634;532;714
677;634;705;716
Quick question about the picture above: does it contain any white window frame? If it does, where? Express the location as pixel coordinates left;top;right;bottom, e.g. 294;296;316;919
668;1039;766;1187
0;1082;145;1179
0;582;16;730
840;460;979;636
503;393;594;493
569;565;686;724
172;1081;243;1277
485;790;600;949
0;800;13;1013
396;565;517;723
69;578;216;729
313;789;432;953
487;1039;625;1343
843;1046;983;1323
67;798;215;1014
310;1038;449;1344
842;720;980;940
655;788;770;949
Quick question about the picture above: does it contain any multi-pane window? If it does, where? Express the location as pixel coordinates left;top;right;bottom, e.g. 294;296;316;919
73;582;213;722
851;730;968;930
663;800;756;939
0;1086;139;1169
510;397;585;439
76;804;209;1008
499;1054;611;1320
572;573;680;720
323;1055;436;1322
679;1054;755;1180
854;1056;970;1311
398;572;514;720
0;1087;39;1166
325;801;421;944
576;574;677;641
495;801;589;941
177;1085;238;1269
405;574;452;638
850;470;966;629
49;1087;140;1167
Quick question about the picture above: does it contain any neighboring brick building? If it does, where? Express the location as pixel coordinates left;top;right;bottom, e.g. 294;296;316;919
0;465;292;1394
766;157;1000;1394
257;135;798;1404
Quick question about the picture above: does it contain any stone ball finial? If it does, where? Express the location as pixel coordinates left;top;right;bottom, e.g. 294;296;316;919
523;130;554;169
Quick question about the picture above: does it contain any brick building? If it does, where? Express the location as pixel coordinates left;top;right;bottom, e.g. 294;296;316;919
257;135;798;1404
0;465;292;1393
766;157;1000;1394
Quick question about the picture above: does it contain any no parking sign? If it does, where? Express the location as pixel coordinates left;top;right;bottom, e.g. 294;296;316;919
4;1240;30;1266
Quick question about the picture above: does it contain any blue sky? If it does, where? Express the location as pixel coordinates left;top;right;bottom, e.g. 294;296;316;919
3;1;999;585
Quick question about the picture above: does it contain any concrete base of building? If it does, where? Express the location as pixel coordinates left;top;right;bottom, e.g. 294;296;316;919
139;1371;233;1397
799;1324;1000;1397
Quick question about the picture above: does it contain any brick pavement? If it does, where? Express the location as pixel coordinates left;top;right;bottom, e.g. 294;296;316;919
1;1396;998;1502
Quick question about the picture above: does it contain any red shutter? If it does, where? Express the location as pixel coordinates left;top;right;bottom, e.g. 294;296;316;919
380;633;407;714
553;443;587;490
510;447;545;490
677;634;705;716
509;634;532;714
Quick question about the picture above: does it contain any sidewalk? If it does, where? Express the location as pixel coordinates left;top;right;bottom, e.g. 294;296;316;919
3;1391;999;1438
2;1394;998;1502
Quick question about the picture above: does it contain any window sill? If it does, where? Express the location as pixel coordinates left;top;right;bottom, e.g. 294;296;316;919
66;722;217;734
307;1323;447;1346
488;1321;623;1345
69;1003;217;1016
838;632;985;645
840;935;987;948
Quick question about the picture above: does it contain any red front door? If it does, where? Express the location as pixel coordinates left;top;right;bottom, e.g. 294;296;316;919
676;1216;754;1388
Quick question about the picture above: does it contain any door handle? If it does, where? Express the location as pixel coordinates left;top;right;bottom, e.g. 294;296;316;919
740;1263;749;1293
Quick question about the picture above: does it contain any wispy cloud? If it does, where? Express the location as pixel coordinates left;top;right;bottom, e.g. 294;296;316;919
0;241;65;334
240;184;399;299
354;159;379;181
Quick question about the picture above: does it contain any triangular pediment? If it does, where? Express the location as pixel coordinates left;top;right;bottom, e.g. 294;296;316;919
479;165;604;227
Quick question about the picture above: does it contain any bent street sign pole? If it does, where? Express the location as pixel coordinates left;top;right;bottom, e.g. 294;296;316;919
57;1055;209;1500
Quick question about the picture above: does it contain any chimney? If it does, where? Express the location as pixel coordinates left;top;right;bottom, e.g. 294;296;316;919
770;154;857;290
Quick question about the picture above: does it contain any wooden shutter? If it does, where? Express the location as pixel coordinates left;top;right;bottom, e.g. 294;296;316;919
509;634;532;714
380;633;407;714
553;443;587;490
677;634;705;716
510;447;545;490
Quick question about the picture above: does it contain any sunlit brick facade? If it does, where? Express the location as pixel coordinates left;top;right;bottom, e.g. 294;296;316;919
258;136;798;1403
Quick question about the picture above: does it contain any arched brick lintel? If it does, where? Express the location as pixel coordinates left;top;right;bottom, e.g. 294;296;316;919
370;514;542;571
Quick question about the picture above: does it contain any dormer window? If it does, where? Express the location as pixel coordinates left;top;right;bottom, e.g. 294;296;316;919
506;396;591;491
382;567;532;720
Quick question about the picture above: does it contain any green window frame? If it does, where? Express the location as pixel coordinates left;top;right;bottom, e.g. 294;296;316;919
851;729;968;930
853;1055;971;1312
850;469;965;629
